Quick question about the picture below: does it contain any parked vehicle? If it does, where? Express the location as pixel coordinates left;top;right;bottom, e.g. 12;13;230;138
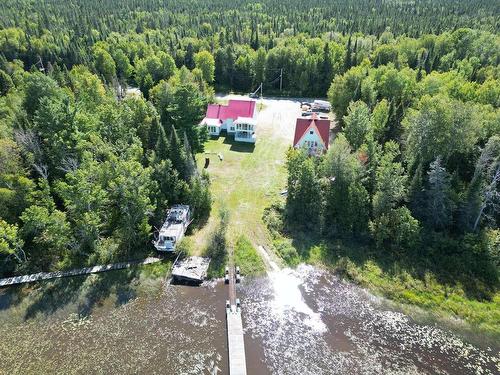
311;99;331;112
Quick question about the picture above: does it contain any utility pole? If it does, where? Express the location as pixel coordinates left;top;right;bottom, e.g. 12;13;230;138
279;68;283;92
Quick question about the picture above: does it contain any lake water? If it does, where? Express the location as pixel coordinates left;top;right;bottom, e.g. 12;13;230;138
0;265;498;374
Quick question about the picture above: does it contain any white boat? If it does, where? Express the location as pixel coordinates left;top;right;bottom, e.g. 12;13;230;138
153;205;192;252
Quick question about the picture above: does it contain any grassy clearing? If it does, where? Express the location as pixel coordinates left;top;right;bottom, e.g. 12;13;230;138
234;235;266;276
189;109;290;260
191;132;287;275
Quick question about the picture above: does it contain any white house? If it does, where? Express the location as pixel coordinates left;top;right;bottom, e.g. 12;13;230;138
200;99;257;143
293;113;330;155
234;117;257;143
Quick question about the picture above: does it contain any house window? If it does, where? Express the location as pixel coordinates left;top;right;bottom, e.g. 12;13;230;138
310;130;314;134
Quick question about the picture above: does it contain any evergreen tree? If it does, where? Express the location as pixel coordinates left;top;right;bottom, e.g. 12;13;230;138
425;157;454;230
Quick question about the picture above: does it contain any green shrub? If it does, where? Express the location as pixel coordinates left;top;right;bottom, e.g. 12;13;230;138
263;200;285;236
273;238;300;266
234;235;265;275
369;207;421;253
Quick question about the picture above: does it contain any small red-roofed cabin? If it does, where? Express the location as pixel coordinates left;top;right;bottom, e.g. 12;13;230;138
200;99;257;143
293;114;330;155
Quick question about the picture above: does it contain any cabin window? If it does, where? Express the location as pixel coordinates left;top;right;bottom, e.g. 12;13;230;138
310;130;314;134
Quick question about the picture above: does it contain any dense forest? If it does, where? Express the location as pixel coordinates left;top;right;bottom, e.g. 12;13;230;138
0;52;213;276
0;0;499;292
0;0;499;96
265;28;499;303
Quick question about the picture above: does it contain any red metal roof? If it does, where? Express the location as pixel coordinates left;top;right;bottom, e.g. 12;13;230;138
204;99;256;121
293;114;330;149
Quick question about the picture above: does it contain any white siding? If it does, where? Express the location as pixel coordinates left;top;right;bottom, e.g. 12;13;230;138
207;125;221;136
223;119;236;133
295;127;325;154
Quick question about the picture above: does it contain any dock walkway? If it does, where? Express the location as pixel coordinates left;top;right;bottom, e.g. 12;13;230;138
226;248;247;375
227;308;247;375
0;257;162;287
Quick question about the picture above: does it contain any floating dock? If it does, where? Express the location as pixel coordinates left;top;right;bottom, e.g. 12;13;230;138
171;256;210;284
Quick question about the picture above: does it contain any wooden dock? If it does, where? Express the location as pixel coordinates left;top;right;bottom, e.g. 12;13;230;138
0;257;162;287
227;307;247;375
226;249;247;375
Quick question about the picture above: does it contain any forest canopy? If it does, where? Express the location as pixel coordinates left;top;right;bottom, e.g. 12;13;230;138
0;0;499;288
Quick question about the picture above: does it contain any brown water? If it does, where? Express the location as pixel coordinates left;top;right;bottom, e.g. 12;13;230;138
240;265;499;375
0;278;228;374
0;266;498;374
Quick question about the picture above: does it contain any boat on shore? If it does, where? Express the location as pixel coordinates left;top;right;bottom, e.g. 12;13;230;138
153;205;192;252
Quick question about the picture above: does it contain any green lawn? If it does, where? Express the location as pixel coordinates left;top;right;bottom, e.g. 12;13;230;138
234;235;266;275
188;128;289;267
